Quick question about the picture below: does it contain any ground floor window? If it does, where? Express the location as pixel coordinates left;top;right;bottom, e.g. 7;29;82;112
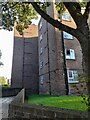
67;70;78;83
40;75;44;85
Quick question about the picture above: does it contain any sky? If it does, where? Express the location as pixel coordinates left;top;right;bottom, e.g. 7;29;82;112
0;29;14;79
0;17;40;79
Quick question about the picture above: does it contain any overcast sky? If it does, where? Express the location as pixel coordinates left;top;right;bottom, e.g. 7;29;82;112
0;29;14;79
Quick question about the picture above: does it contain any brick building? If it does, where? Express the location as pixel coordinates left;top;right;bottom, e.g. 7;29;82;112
11;24;39;95
11;4;83;96
38;3;83;95
38;3;67;95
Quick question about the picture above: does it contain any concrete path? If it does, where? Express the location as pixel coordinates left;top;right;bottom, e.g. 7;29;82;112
0;97;14;119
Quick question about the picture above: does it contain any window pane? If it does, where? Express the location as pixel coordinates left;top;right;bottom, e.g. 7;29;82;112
63;32;73;39
39;21;42;30
70;49;75;60
40;61;43;69
62;12;71;21
67;50;70;55
65;49;70;59
69;71;73;78
40;76;44;84
40;34;42;42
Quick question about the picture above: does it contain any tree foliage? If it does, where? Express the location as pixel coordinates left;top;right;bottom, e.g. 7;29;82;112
1;2;38;35
0;76;6;85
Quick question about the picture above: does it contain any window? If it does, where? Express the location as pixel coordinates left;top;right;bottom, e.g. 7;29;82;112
40;47;43;54
67;70;78;83
62;12;71;21
65;49;75;60
63;32;73;39
40;61;43;69
67;50;70;56
40;34;42;42
39;21;42;30
40;76;44;85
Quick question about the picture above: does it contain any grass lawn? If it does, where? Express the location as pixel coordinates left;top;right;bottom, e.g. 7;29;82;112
27;94;87;111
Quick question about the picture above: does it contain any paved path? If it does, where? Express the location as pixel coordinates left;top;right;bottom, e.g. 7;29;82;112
0;97;14;119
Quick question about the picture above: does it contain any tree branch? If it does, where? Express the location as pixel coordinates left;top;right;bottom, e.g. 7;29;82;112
31;2;79;39
9;2;18;9
83;1;90;18
63;2;82;27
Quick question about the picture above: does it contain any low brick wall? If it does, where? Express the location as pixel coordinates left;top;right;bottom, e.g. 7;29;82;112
12;88;25;104
8;89;88;119
8;103;88;119
2;87;22;97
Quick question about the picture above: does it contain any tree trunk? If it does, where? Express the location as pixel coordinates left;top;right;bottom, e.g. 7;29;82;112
81;35;90;118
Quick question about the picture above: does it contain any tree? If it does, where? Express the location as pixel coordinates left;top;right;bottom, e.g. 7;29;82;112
0;76;9;87
1;0;90;112
1;2;38;35
0;76;7;86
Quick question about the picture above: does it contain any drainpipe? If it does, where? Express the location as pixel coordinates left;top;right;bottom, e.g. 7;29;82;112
58;12;69;95
61;31;69;95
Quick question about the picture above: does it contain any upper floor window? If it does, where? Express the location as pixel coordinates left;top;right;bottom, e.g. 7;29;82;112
39;21;42;30
40;47;43;54
40;34;42;42
65;49;75;60
62;12;71;21
40;61;43;69
63;32;73;39
40;75;44;85
67;70;78;83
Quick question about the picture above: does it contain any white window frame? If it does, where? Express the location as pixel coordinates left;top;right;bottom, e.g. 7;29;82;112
65;49;75;60
62;12;71;21
39;21;42;30
70;49;75;60
40;75;44;85
40;61;43;69
63;31;73;39
40;34;42;42
67;70;78;83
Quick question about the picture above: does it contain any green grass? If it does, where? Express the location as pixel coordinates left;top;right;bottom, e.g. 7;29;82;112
27;94;87;111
